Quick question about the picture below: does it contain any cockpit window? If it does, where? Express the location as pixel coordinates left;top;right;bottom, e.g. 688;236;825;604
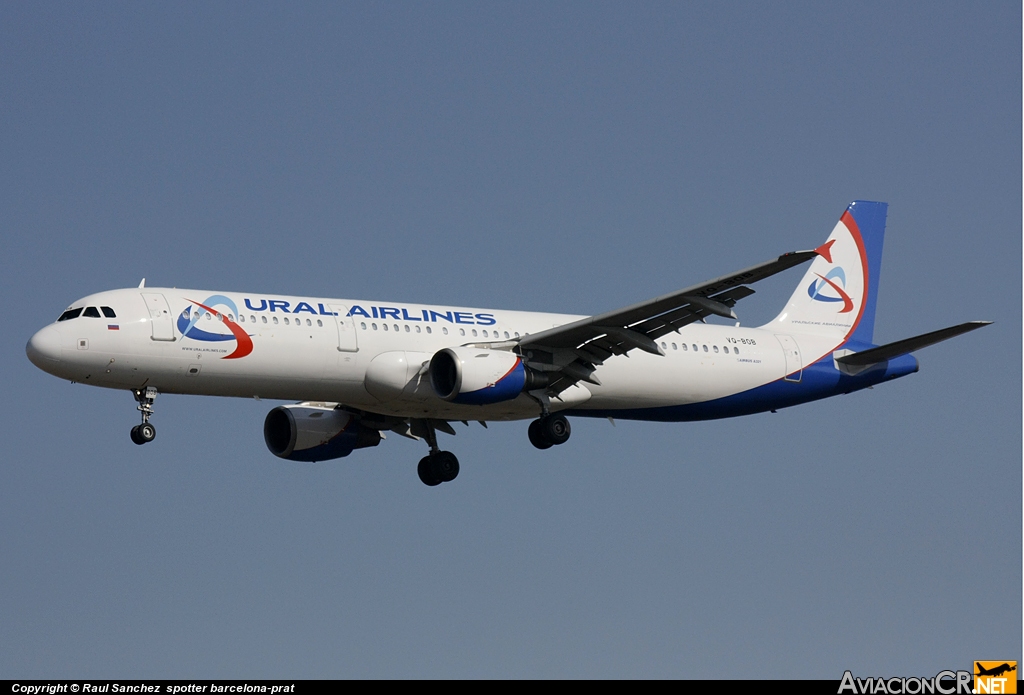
101;306;116;318
83;307;101;318
57;308;83;322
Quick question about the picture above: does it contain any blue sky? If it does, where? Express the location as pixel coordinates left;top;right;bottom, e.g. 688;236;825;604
1;2;1019;678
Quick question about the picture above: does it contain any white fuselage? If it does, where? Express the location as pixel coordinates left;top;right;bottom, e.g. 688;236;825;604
27;287;840;422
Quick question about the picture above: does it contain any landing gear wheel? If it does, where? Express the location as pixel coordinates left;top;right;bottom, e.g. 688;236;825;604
541;414;571;445
434;451;460;482
418;456;442;486
131;387;159;446
138;422;156;443
528;419;553;450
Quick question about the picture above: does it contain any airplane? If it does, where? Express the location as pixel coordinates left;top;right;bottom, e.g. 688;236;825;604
26;201;989;486
975;663;1017;678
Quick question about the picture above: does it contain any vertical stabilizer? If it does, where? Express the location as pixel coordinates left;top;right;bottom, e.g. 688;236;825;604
766;201;887;346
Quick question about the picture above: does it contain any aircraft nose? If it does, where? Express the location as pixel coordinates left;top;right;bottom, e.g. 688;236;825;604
26;326;62;368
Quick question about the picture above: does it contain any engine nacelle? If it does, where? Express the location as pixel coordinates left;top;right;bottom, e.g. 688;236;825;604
264;404;381;462
429;347;531;405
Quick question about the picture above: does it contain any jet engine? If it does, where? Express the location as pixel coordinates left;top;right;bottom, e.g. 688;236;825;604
264;403;381;462
429;347;548;405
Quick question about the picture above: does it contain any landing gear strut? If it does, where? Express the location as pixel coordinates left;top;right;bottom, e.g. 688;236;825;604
130;387;158;445
415;420;460;486
528;413;571;449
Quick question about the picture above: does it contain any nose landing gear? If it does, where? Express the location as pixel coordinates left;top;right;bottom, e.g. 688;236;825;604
130;387;158;445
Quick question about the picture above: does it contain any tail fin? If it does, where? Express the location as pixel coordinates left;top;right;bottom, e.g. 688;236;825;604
767;200;887;345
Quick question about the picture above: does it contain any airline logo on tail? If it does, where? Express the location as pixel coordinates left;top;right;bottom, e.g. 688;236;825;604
807;268;854;313
177;294;254;359
807;238;854;313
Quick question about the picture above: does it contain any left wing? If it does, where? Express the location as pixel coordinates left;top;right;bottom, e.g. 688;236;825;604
514;248;821;393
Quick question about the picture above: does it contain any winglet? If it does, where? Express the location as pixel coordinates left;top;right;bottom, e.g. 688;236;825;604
815;239;835;263
138;278;146;288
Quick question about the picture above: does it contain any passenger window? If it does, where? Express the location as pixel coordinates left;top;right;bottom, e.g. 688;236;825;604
372;323;377;330
239;315;245;323
101;306;116;318
660;341;666;349
515;332;520;338
228;314;235;321
360;322;367;329
702;345;708;352
713;346;719;353
284;317;290;325
316;319;322;327
262;316;268;324
415;326;421;333
426;326;432;334
273;317;279;325
404;325;410;332
250;316;255;323
672;343;677;350
472;329;478;337
83;307;101;318
682;344;688;351
394;324;399;332
504;331;510;339
459;329;465;336
441;327;447;335
383;324;388;331
734;347;739;354
57;308;83;321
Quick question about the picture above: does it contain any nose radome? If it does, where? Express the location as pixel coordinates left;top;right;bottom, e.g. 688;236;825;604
26;326;62;368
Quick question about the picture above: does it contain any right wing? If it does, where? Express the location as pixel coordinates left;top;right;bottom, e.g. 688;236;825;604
513;248;823;393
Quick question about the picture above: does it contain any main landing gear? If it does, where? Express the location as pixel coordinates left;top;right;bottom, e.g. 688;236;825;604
528;413;571;450
416;420;459;487
418;451;460;487
130;387;158;445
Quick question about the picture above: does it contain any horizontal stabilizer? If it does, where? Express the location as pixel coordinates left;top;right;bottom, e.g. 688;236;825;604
836;321;991;366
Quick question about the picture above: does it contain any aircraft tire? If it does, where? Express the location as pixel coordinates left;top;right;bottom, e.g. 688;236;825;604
418;456;442;486
528;420;553;450
130;426;144;445
138;422;156;443
434;451;460;482
540;414;570;446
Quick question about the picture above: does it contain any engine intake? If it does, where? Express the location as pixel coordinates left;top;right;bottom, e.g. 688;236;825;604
429;347;547;405
264;404;381;462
